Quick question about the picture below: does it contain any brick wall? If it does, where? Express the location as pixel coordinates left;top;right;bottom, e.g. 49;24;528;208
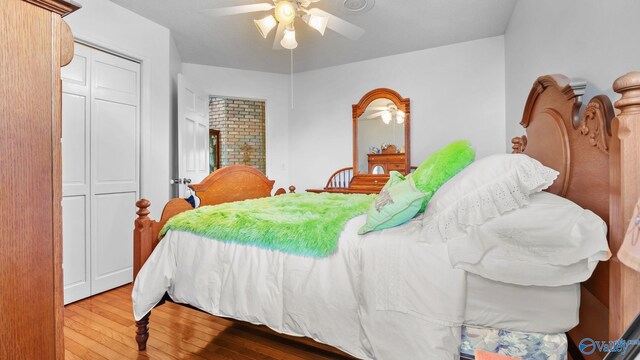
209;97;266;173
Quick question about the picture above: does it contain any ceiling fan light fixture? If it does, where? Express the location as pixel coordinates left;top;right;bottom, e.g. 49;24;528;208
280;26;298;49
274;1;296;25
306;14;329;35
381;112;392;124
395;110;405;124
254;15;277;38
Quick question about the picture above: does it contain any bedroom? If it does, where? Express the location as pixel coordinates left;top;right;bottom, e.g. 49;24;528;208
2;0;640;359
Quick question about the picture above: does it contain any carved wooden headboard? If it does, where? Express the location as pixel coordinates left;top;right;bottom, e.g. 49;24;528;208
511;74;625;358
191;165;277;206
512;75;614;224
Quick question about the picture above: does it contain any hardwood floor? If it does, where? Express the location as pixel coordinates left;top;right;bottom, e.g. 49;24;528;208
64;284;354;359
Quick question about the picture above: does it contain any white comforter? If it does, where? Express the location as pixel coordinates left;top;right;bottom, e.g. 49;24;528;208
132;214;466;359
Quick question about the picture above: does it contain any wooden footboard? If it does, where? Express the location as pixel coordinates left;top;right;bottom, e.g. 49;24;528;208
133;198;192;278
133;165;294;278
132;165;293;351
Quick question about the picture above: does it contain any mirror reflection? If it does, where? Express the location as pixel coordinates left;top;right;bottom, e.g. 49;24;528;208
357;97;406;174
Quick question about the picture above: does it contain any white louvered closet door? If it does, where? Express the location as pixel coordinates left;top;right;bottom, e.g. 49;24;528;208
62;43;140;304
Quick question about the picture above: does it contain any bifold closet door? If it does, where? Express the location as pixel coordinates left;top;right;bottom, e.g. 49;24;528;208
62;43;140;303
89;47;140;294
61;44;92;304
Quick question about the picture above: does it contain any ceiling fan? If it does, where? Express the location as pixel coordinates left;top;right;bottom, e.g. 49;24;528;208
366;103;405;124
204;0;366;50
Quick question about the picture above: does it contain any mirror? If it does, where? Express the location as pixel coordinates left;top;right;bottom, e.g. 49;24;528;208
353;89;410;175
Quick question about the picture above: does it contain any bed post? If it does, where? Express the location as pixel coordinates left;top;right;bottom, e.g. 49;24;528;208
133;199;155;280
133;199;155;351
135;312;150;351
609;71;640;340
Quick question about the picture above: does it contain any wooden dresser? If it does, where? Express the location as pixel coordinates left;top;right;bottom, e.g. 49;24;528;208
367;153;406;173
0;0;79;358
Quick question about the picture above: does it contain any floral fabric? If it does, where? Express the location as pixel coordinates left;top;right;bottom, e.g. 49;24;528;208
460;325;567;360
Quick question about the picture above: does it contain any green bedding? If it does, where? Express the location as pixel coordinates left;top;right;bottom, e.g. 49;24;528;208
160;192;375;257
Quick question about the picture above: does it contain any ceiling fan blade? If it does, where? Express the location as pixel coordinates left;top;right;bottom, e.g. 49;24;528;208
307;8;365;40
203;3;274;17
272;23;285;50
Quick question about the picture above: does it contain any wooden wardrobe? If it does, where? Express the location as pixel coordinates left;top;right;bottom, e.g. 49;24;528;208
0;0;79;358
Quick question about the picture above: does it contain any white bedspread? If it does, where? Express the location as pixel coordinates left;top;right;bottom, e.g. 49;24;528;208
132;214;466;359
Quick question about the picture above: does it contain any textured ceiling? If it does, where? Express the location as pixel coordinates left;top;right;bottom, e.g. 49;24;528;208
107;0;517;73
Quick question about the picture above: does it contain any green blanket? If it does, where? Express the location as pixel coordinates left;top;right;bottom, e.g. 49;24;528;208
160;192;375;258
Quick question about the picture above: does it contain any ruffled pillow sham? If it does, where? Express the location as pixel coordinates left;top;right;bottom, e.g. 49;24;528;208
424;153;559;240
446;191;611;286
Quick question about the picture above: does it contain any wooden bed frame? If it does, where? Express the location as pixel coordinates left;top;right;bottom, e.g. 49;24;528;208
133;72;640;359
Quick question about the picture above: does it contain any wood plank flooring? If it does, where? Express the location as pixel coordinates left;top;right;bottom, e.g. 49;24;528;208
64;284;354;359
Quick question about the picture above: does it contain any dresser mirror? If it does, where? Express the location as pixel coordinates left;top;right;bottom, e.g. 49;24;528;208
353;88;411;175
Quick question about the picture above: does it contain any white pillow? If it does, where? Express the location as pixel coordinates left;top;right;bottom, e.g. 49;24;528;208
424;154;559;240
446;192;611;286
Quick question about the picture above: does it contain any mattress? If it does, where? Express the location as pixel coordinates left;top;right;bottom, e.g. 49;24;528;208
465;272;580;333
133;215;468;359
460;324;567;359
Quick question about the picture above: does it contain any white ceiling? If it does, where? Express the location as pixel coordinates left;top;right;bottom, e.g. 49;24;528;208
107;0;517;74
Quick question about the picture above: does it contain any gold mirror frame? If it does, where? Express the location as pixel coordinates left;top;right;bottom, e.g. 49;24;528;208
352;88;411;175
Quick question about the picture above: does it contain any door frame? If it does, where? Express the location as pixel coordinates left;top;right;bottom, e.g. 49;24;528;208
209;129;220;173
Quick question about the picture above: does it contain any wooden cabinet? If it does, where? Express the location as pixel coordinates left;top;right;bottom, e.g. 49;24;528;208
367;153;406;174
0;0;79;358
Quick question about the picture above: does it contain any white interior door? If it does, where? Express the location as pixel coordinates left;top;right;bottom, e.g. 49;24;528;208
62;43;141;303
61;43;92;304
90;48;141;294
177;74;209;197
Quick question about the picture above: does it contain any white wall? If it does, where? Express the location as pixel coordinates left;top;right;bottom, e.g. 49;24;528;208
289;36;506;191
181;63;290;190
65;0;172;218
505;0;640;150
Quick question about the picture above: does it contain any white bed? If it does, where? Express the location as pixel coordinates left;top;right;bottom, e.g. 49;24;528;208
134;214;466;359
133;208;589;359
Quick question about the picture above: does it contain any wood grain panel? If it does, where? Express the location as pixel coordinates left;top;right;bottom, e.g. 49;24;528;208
1;1;77;358
609;72;640;340
0;1;55;358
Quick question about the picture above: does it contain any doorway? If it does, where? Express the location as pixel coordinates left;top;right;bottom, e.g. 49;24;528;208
209;97;266;173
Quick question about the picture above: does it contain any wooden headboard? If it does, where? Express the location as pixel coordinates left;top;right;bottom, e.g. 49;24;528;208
512;73;640;358
191;165;277;206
